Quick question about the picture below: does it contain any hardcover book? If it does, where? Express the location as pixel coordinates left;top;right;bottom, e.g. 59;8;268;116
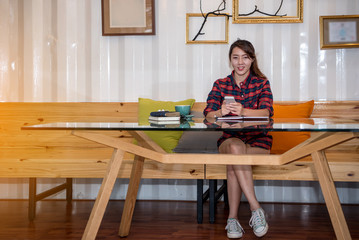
148;116;181;121
150;111;180;117
149;120;181;126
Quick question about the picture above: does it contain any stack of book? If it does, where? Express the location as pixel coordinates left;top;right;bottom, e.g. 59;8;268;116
148;111;181;126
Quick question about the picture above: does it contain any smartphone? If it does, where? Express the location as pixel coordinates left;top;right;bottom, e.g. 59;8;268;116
224;96;236;104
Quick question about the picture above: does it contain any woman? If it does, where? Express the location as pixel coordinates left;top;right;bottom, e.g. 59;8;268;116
203;39;273;238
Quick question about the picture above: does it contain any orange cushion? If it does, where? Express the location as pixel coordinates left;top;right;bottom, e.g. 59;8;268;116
270;100;314;154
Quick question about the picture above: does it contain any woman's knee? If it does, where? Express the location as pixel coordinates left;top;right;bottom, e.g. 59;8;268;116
219;138;246;154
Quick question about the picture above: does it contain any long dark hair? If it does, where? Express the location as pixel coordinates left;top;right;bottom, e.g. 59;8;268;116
229;39;267;79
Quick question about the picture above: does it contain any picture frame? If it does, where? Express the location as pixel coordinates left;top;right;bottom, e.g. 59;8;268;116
186;13;229;44
232;0;303;24
101;0;155;36
320;15;359;49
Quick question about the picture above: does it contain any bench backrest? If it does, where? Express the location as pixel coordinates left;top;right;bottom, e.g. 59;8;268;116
192;101;359;119
1;101;358;120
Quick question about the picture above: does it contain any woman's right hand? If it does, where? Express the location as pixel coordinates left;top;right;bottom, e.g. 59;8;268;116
221;101;231;116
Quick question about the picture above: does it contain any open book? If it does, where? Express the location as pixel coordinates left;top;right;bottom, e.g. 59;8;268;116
216;115;269;122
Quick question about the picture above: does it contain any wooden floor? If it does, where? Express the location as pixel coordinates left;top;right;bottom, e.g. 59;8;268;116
0;200;358;240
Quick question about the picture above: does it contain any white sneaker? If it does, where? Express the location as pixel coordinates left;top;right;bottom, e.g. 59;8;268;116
249;208;268;237
225;218;244;238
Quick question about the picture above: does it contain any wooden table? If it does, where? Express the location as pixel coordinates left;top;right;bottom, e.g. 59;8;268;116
23;119;359;240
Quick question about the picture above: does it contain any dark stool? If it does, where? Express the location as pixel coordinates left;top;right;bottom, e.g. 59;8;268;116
197;179;228;224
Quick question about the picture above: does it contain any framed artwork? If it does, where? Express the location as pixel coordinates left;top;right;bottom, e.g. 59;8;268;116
186;13;229;44
232;0;303;23
101;0;155;36
320;15;359;49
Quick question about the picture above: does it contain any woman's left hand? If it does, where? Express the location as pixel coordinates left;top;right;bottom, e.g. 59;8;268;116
227;102;243;116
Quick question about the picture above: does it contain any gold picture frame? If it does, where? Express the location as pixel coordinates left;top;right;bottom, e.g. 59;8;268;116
320;15;359;49
101;0;155;36
232;0;303;23
186;13;229;44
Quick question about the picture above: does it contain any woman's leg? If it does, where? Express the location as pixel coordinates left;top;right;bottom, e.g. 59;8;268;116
219;138;269;215
231;164;259;211
226;165;242;219
220;138;246;219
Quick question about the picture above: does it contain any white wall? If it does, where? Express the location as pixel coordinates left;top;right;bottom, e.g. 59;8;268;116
0;0;358;203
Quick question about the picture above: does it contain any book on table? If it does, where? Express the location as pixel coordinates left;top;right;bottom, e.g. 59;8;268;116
148;116;180;122
148;120;181;127
148;115;181;127
150;111;180;117
216;115;269;122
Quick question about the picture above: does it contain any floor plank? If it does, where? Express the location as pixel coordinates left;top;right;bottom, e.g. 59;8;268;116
0;200;358;239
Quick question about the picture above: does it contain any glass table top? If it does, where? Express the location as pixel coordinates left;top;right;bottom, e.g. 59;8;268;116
22;118;359;132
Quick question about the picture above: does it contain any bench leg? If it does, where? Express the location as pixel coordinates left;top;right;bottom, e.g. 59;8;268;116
312;150;352;240
66;178;73;203
28;178;73;221
28;178;37;221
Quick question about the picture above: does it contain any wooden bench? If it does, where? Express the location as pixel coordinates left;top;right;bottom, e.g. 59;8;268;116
0;101;358;222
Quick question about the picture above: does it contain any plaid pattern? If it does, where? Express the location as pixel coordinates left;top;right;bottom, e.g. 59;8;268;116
204;71;273;150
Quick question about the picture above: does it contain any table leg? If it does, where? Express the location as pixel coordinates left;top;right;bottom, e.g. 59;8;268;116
81;148;125;240
311;150;352;240
118;155;145;237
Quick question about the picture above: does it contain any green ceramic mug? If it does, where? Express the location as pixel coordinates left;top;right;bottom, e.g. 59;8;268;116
175;105;191;116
